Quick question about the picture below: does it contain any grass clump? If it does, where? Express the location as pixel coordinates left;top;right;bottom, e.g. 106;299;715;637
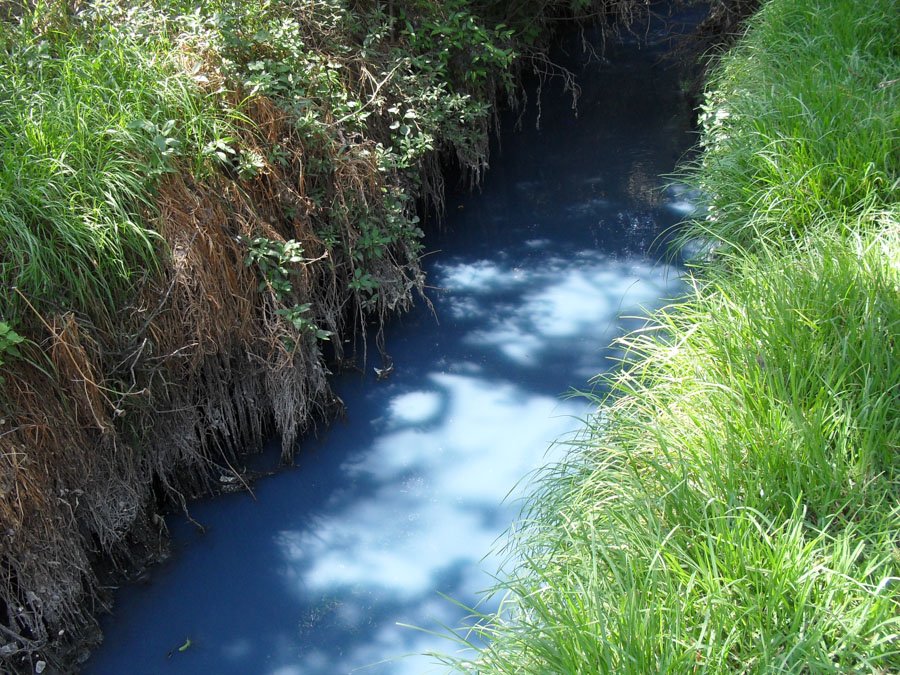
439;0;900;671
683;0;899;254
443;228;900;674
0;3;223;320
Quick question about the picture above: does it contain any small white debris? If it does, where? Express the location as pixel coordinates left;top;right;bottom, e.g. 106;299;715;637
35;661;46;673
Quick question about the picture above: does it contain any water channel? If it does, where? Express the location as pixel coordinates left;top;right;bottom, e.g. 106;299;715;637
86;9;702;674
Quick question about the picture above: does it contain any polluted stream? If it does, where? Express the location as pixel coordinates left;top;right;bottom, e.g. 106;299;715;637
87;11;701;674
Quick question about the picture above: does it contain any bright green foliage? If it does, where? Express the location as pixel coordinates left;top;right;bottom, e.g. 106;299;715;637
245;237;334;342
0;321;25;381
682;0;900;254
245;237;309;301
275;304;334;343
440;0;900;672
395;0;516;87
0;8;209;317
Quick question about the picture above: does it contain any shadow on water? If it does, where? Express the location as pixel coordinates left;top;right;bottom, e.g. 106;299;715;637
86;7;705;674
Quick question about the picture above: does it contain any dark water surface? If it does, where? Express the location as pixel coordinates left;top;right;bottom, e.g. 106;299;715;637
87;12;701;674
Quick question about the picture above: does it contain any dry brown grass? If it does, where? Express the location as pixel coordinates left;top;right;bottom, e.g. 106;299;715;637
0;338;144;665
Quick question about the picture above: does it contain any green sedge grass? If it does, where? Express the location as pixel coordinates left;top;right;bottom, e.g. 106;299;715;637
0;7;235;321
677;0;899;255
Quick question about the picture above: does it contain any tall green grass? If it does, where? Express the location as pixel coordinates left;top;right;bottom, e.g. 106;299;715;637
683;0;899;253
437;0;900;671
0;5;231;320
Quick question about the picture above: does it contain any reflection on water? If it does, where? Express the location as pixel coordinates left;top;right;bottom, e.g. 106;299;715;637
86;12;700;675
445;252;674;378
274;369;585;674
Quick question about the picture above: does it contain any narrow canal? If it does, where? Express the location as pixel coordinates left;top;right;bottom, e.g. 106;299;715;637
86;10;701;674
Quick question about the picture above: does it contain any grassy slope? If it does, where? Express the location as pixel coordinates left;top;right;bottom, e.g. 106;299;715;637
441;0;900;672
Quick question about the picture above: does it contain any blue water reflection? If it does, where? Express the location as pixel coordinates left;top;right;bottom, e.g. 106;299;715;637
87;13;699;675
441;252;676;380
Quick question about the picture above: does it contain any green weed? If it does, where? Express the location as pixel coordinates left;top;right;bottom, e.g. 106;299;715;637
0;3;234;321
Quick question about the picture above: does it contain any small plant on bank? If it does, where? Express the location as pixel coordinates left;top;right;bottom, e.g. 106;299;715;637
244;237;332;344
275;304;334;343
244;236;308;301
0;321;24;382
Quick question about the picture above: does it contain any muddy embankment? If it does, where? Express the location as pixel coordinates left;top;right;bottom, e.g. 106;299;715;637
0;0;745;671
